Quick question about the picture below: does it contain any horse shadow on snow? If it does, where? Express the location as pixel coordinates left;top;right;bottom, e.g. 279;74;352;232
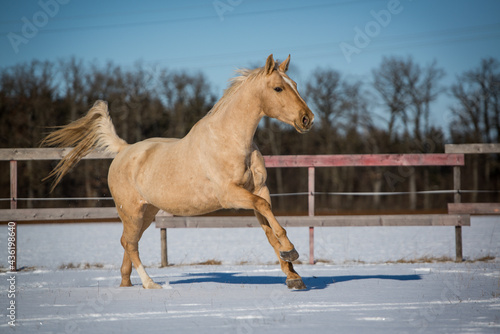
168;271;422;291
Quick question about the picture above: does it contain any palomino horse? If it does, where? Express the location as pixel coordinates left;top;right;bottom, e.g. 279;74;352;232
43;54;314;290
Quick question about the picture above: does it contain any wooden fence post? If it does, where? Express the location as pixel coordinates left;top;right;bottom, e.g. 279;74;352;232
10;160;18;272
454;166;463;262
160;228;168;267
308;166;315;265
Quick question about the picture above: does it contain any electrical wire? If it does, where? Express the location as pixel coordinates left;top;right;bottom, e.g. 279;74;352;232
0;1;376;35
1;189;497;201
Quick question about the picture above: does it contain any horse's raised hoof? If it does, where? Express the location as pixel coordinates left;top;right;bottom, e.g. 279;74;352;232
143;281;163;289
279;248;299;262
286;278;307;290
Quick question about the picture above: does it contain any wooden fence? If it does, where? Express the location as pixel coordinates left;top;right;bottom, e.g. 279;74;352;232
1;145;499;270
155;153;468;266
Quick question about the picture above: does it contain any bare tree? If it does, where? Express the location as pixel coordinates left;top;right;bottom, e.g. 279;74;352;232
450;58;500;143
59;57;87;121
404;59;445;143
159;70;215;138
305;68;375;210
372;58;409;139
449;58;500;202
3;56;496;213
0;60;57;207
372;56;445;210
372;56;444;143
305;68;342;154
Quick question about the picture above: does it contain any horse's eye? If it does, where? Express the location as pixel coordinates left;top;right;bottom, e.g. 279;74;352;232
274;87;283;92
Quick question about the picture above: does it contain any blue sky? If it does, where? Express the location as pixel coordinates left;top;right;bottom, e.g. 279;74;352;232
1;0;500;130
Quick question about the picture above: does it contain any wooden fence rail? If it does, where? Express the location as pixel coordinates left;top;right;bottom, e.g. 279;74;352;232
1;145;498;270
444;143;500;263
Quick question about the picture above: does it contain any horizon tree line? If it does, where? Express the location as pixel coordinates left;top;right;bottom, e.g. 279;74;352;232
0;56;498;212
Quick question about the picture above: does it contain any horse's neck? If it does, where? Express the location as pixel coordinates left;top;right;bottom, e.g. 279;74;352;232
207;87;263;152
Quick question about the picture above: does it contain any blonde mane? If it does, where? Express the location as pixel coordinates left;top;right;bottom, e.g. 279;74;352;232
208;61;281;115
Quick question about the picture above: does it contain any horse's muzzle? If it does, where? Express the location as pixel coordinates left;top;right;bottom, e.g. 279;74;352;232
295;112;314;134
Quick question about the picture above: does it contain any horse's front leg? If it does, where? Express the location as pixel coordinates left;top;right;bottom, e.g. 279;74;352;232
220;184;299;262
255;210;306;289
252;186;306;289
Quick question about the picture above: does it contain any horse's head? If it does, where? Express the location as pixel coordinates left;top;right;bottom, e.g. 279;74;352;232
259;54;314;134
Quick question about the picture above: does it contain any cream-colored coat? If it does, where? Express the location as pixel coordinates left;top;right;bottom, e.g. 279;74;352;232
43;55;314;289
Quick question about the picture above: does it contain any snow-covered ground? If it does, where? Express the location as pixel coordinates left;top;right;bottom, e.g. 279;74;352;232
0;216;499;333
4;216;500;269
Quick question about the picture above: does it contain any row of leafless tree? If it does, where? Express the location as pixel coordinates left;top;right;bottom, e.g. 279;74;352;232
0;56;498;212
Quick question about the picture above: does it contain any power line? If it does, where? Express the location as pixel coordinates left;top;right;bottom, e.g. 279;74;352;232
0;0;377;35
138;23;500;69
378;22;500;43
0;3;212;25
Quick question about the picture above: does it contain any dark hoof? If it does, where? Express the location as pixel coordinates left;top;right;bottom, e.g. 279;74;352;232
119;282;133;287
286;278;307;290
280;248;299;262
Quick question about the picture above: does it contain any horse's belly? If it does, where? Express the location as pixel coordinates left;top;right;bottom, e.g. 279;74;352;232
160;201;221;216
141;168;223;216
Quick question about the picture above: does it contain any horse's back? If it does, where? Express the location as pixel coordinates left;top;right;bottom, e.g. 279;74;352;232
110;137;181;180
108;138;178;201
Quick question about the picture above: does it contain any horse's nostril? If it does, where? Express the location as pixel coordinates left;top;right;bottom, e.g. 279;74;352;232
302;116;309;127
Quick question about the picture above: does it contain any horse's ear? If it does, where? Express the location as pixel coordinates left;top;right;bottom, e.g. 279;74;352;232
279;54;291;72
264;54;275;75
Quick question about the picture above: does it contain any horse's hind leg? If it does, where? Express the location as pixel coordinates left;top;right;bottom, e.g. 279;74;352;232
119;204;161;289
255;211;307;290
120;250;133;287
